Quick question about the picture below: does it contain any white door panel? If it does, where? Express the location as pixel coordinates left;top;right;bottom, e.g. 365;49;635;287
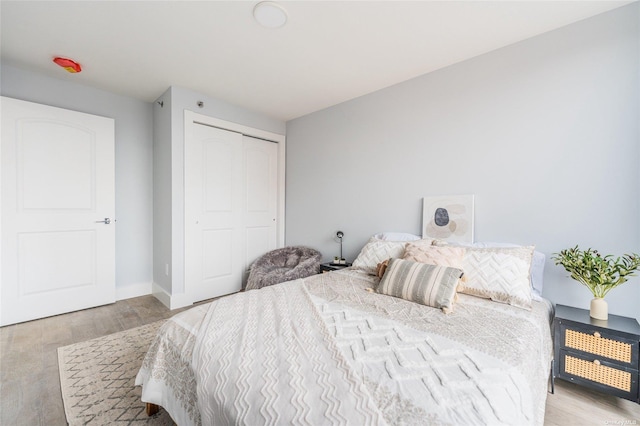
20;121;94;209
244;227;272;274
243;136;278;271
1;97;115;325
203;229;234;278
203;140;235;212
185;124;244;302
185;123;279;303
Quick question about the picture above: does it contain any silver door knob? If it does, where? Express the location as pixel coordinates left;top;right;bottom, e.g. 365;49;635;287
95;218;111;224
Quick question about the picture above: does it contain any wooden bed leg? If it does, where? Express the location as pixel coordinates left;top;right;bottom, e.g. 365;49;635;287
146;403;160;416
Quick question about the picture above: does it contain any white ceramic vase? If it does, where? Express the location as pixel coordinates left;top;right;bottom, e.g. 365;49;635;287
590;297;608;320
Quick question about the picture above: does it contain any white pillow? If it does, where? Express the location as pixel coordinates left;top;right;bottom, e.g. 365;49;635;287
435;240;545;300
457;245;535;310
352;238;407;275
372;232;421;242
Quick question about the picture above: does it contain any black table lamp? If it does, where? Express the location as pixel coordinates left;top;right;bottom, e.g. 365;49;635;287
336;231;344;263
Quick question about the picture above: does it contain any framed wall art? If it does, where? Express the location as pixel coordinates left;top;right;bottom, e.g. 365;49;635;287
422;195;474;243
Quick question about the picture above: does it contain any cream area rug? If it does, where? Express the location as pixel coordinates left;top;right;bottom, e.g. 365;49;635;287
58;320;174;425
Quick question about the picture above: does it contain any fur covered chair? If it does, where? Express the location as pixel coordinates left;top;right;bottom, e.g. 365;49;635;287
245;246;322;291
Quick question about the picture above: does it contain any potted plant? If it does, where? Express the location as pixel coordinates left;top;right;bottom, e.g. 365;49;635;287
552;246;640;320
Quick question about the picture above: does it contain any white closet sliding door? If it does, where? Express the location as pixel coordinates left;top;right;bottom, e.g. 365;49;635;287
243;135;278;282
184;120;280;303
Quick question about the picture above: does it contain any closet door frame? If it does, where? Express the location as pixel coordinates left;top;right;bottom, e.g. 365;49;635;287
183;110;285;303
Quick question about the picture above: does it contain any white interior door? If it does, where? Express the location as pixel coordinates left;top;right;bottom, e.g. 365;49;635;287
185;123;279;303
1;97;115;326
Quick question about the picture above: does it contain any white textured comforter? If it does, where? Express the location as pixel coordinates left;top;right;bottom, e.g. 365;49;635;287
136;269;553;426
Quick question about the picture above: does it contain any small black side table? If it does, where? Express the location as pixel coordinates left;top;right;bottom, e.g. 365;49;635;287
553;304;640;403
320;262;352;273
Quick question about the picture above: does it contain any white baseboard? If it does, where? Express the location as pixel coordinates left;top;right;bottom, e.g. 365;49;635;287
151;282;193;310
116;282;152;301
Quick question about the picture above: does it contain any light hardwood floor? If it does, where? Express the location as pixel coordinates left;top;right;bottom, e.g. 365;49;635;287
1;295;639;425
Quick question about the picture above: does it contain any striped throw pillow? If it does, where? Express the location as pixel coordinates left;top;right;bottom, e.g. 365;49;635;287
377;258;463;313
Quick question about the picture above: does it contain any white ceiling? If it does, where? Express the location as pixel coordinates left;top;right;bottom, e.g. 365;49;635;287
0;1;632;121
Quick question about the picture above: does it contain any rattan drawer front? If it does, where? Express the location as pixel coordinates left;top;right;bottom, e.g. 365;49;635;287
564;354;631;392
553;306;640;403
565;328;632;363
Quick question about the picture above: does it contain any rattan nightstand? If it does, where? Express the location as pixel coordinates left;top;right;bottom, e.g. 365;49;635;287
553;304;640;403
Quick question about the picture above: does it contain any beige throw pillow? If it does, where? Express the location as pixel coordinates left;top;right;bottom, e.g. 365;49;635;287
403;244;465;270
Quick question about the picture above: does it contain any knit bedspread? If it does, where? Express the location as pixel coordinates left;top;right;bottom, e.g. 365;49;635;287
138;269;553;425
193;270;552;425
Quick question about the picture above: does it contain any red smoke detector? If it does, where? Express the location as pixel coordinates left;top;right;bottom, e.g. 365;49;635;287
53;57;82;73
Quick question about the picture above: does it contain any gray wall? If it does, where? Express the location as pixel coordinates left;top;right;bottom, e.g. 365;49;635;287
1;64;154;298
0;66;286;303
285;4;640;320
152;88;173;294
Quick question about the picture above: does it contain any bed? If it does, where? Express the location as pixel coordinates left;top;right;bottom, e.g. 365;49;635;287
136;238;553;426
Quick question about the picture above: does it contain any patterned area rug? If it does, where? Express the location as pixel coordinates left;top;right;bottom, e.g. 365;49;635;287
58;321;174;425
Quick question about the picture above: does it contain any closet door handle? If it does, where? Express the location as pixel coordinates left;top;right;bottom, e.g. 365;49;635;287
95;218;111;224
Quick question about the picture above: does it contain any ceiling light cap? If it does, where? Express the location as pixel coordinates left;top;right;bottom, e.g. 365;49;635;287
253;2;287;29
